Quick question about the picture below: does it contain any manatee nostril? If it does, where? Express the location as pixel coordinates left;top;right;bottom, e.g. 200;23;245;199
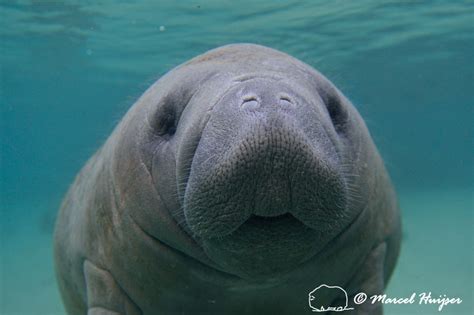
279;96;294;107
241;96;260;110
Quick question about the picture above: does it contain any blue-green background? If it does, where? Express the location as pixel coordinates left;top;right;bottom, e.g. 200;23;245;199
1;1;472;314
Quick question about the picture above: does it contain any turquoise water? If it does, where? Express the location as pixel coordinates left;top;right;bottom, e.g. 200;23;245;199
1;1;472;314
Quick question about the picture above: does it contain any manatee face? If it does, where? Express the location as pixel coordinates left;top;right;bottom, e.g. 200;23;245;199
149;55;366;280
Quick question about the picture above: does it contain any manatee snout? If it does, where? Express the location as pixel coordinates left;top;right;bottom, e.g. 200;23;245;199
185;121;347;234
180;77;352;277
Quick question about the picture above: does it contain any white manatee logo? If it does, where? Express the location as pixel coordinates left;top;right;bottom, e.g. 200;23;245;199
308;284;354;312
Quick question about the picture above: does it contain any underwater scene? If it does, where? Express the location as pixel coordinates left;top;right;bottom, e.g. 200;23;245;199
1;1;473;314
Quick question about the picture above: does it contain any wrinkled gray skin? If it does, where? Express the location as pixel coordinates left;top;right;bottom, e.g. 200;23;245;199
54;44;401;315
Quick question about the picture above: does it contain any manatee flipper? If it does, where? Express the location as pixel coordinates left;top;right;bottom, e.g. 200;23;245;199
332;242;387;315
84;260;142;315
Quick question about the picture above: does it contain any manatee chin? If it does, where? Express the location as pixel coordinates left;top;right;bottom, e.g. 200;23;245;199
203;214;318;279
179;77;354;279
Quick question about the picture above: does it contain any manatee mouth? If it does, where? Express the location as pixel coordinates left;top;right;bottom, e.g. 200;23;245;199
246;213;296;225
235;213;305;236
202;212;321;279
179;118;351;278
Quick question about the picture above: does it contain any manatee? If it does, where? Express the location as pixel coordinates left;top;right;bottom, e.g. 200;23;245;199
54;44;401;315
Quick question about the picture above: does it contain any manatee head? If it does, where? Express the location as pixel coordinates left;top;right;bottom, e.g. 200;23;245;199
138;44;373;280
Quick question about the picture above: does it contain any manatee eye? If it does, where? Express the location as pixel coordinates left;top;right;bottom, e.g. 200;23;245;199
325;94;348;134
156;105;177;138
